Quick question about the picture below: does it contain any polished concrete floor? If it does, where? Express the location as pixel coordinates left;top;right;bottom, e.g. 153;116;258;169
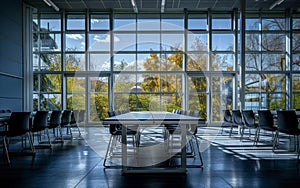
1;126;300;188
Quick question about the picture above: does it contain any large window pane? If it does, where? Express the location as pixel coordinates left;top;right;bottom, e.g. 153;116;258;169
34;53;61;71
261;74;286;92
262;54;286;71
137;33;160;51
66;77;86;111
211;53;234;71
88;33;110;51
161;53;183;71
40;74;61;92
188;14;207;30
89;77;109;121
114;14;136;31
261;93;286;110
262;16;285;30
187;53;208;71
66;33;85;51
161;14;184;31
39;33;61;51
292;74;300;91
40;94;61;110
212;14;232;30
114;54;136;71
161;33;184;51
292;54;300;70
114;33;136;51
212;33;234;51
137;54;160;71
40;14;61;31
262;33;285;51
137;14;160;31
66;14;85;30
245;93;260;110
66;53;86;71
245;74;259;92
245;54;260;71
245;14;259;30
292;94;300;109
292;33;300;51
90;53;110;71
245;33;260;51
187;33;208;51
90;14;110;30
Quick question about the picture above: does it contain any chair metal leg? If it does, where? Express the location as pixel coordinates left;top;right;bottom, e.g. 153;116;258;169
229;125;233;137
240;126;245;141
45;128;51;146
193;135;203;167
253;128;259;146
273;131;279;153
103;135;113;167
27;132;36;154
3;136;10;164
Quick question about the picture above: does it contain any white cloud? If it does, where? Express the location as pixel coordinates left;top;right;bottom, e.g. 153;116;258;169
91;19;100;24
66;34;83;40
93;35;120;43
81;42;85;48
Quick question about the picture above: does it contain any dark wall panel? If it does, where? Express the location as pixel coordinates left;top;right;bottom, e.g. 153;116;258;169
0;0;23;111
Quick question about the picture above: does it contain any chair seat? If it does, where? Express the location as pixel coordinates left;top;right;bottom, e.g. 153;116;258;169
0;130;28;137
111;129;137;135
245;123;258;129
279;128;300;136
31;126;47;132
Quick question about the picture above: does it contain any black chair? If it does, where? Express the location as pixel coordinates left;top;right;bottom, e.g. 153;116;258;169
30;111;51;147
231;110;244;139
274;110;300;160
257;110;277;146
69;110;82;139
241;110;259;143
59;110;72;141
221;110;234;136
103;111;139;167
0;112;35;164
186;111;203;167
47;110;62;143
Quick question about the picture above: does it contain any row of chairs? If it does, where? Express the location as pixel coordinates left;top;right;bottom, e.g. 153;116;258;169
0;109;85;164
222;109;300;160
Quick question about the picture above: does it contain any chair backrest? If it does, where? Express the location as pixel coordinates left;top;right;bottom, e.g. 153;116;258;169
277;110;299;134
61;110;72;126
8;112;31;134
107;111;122;134
258;110;275;130
223;109;232;123
189;111;200;135
70;110;80;124
33;111;49;128
49;110;62;127
232;110;243;125
78;110;85;123
242;110;256;127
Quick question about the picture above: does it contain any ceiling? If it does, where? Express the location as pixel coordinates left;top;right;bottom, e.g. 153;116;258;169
23;0;300;12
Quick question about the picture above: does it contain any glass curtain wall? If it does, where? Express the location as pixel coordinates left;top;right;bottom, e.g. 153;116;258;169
32;9;300;124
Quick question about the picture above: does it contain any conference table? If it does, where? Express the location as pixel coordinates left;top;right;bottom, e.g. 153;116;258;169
102;111;203;174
